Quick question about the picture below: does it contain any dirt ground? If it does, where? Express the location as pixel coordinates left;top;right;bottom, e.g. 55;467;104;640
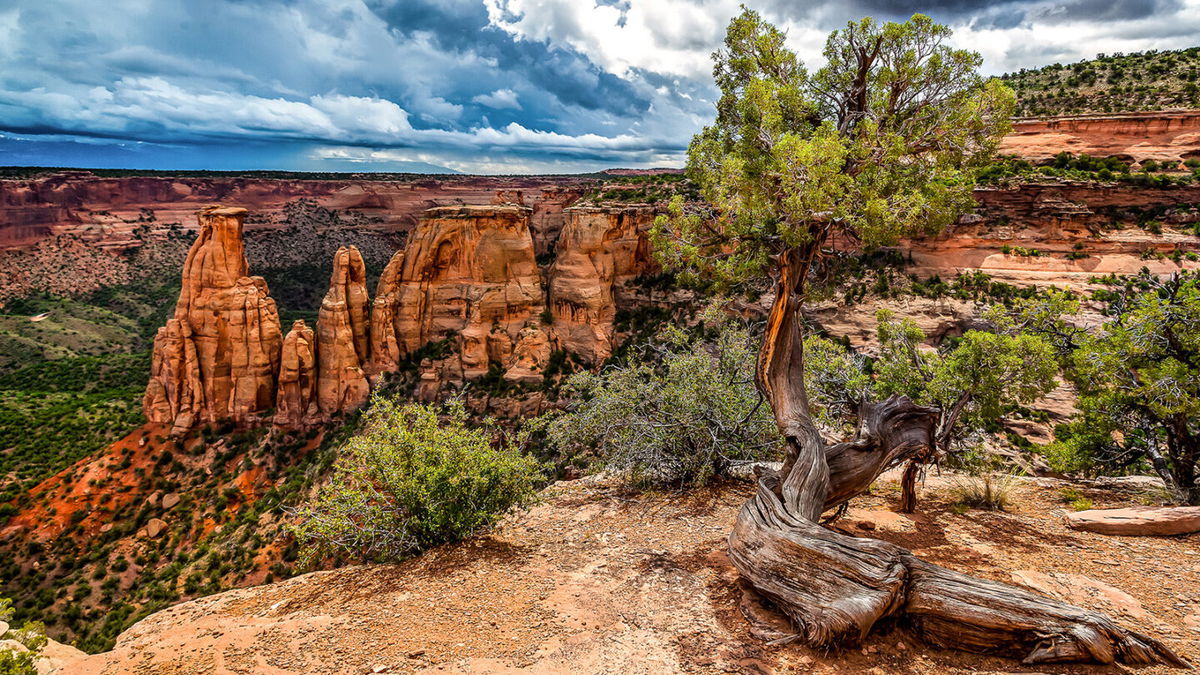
70;470;1200;674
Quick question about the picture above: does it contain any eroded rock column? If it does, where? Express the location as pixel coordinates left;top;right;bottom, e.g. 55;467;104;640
143;205;283;432
316;246;371;416
547;205;657;363
368;204;546;388
274;320;317;427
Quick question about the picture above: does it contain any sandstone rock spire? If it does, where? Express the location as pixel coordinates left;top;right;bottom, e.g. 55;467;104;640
144;206;283;432
274;319;317;427
316;246;371;416
367;249;406;377
547;205;657;363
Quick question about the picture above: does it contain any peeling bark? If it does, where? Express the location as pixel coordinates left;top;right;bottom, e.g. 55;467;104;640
729;252;1186;667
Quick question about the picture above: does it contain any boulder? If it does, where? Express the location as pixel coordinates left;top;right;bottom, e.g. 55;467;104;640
38;637;89;674
161;492;181;510
316;247;371;417
1065;506;1200;536
145;518;167;538
0;639;26;653
504;325;553;384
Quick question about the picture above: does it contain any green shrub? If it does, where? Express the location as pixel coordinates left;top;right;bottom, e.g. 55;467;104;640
0;597;44;675
534;315;780;489
0;650;37;675
291;398;544;565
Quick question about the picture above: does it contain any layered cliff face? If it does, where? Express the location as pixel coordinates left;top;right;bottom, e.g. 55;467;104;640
371;205;546;387
143;206;284;433
0;172;592;251
905;181;1200;286
316;246;371;416
999;110;1200;163
548;205;658;363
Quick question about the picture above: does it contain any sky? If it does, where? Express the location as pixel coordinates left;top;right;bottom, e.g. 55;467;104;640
0;0;1197;175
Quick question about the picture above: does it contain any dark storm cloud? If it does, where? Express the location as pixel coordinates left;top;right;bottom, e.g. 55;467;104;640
0;0;1196;172
364;0;649;116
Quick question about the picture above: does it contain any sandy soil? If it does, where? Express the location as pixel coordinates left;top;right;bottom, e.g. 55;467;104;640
68;470;1200;674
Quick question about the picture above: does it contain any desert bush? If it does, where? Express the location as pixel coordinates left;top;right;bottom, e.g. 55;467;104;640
291;398;543;565
1057;487;1094;510
950;471;1020;511
535;312;780;489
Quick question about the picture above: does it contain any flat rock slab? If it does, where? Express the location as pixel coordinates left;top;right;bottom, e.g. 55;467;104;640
1066;506;1200;536
1011;570;1148;620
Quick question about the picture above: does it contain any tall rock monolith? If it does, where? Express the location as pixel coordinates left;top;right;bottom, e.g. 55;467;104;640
143;205;283;432
316;246;371;416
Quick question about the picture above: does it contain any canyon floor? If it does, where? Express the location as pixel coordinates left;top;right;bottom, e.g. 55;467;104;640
65;470;1200;675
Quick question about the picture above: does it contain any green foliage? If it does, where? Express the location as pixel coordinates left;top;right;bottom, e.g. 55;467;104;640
535;314;780;488
0;352;148;488
0;294;150;374
805;310;1058;458
291;399;544;565
652;10;1013;289
909;270;1041;304
0;650;36;675
802;334;870;432
582;173;698;204
875;310;1057;437
0;597;45;675
978;152;1195;187
1070;496;1094;511
1049;271;1200;501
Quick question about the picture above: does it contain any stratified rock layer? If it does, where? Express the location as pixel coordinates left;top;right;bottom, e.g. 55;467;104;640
143;206;283;432
370;205;545;385
1000;110;1200;164
316;246;371;416
548;205;657;363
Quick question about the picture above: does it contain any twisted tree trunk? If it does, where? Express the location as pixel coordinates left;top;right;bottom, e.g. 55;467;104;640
729;251;1186;667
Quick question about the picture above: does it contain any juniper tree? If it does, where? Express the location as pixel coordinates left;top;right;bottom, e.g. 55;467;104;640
1052;272;1200;503
652;9;1182;666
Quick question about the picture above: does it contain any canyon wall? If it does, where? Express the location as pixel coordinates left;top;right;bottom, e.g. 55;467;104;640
999;110;1200;163
0;172;595;250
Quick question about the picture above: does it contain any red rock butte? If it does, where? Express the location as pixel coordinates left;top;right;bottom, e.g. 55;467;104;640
144;200;662;431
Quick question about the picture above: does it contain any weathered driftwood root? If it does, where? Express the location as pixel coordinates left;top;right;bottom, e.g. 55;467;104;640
729;472;1188;667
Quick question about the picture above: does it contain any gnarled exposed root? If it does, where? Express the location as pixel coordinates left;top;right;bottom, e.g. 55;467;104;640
729;473;1188;668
